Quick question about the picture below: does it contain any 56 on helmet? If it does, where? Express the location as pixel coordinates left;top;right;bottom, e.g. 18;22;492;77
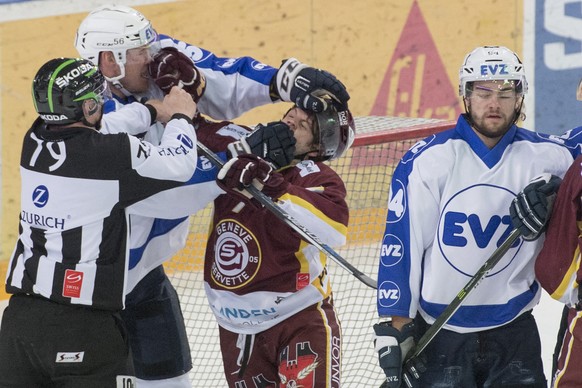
32;57;109;125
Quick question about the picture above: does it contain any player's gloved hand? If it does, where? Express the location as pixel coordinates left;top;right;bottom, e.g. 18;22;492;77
271;58;350;112
149;47;206;102
217;154;289;199
227;122;296;169
373;321;417;388
510;173;562;241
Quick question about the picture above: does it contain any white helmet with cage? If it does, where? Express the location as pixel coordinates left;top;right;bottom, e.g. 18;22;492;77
74;4;158;83
459;46;528;97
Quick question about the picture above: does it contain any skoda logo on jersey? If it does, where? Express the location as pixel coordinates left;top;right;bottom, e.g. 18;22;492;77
378;281;401;308
437;184;521;277
32;185;49;208
177;134;194;150
380;234;404;267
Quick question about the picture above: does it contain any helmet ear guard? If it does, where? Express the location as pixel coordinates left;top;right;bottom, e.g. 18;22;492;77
311;95;356;161
459;46;528;98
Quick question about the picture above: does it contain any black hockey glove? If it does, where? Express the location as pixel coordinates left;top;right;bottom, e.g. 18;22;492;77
510;173;562;241
271;58;350;112
227;122;296;169
374;321;419;388
217;154;289;199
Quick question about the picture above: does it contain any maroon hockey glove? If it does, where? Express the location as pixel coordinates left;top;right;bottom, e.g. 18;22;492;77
510;173;562;241
217;154;289;199
271;58;350;112
149;47;206;102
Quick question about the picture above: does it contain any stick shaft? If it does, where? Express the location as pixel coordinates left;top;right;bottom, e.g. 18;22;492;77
197;142;378;289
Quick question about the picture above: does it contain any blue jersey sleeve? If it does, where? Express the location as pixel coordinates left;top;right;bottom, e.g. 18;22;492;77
159;34;278;120
377;158;415;318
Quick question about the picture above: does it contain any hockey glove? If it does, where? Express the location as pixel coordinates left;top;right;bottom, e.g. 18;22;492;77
217;154;289;199
271;58;350;112
373;321;416;388
510;173;562;241
149;47;206;102
227;122;296;169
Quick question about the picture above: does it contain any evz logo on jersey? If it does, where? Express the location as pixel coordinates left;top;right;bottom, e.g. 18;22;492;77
438;184;521;277
32;185;49;208
380;234;404;267
198;155;214;171
378;281;400;308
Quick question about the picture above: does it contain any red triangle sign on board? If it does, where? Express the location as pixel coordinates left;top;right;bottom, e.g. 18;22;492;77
370;1;461;120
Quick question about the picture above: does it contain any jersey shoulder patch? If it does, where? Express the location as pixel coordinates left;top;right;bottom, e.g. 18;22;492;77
296;160;321;177
216;123;249;140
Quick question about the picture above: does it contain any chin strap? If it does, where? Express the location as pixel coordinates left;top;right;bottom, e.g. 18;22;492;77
109;79;133;98
103;61;134;98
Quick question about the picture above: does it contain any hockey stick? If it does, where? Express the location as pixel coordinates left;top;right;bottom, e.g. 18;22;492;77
378;228;521;388
196;141;378;290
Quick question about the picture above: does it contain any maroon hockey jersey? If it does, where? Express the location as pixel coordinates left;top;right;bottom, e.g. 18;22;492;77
197;118;349;334
536;155;582;307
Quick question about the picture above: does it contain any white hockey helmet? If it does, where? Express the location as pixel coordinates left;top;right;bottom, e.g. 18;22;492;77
459;46;528;97
74;4;158;82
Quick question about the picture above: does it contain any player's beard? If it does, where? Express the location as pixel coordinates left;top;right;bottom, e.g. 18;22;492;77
469;109;516;140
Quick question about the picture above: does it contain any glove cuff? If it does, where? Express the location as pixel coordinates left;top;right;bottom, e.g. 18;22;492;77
227;140;251;158
373;320;415;342
275;58;307;102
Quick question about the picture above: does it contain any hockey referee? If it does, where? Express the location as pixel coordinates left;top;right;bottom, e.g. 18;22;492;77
0;57;198;387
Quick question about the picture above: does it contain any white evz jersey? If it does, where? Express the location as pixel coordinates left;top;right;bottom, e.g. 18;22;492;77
377;114;575;333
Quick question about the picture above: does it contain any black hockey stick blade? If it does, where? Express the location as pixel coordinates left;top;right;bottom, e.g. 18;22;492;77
196;141;378;289
405;228;521;362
